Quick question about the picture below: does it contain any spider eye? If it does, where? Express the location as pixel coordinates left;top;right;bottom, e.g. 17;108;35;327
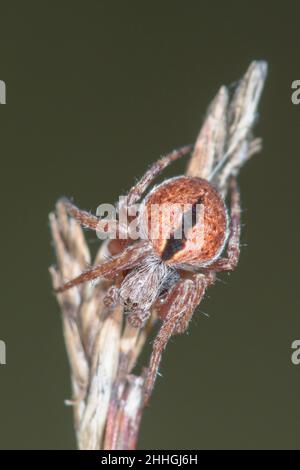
142;176;228;267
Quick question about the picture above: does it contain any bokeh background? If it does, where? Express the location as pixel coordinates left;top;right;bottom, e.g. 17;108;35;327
0;1;299;449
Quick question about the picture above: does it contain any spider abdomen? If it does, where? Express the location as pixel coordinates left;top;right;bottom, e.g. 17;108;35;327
142;176;228;267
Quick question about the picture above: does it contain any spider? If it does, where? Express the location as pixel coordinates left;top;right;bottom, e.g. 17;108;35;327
55;144;241;404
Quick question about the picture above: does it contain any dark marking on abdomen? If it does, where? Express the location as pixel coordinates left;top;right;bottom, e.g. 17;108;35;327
161;196;204;261
161;236;185;261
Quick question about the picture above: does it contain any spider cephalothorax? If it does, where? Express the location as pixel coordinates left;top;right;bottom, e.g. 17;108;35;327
55;144;241;403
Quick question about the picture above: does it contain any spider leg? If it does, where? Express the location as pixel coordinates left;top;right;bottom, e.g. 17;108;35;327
143;273;211;404
126;144;193;206
55;241;151;293
60;145;193;236
59;198;112;232
204;177;240;272
173;273;216;334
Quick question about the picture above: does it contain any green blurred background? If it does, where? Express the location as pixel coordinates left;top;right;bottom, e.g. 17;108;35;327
0;1;299;449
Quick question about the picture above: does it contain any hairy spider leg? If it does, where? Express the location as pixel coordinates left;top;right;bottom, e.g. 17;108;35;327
55;241;151;293
58;144;193;237
126;144;193;206
143;273;212;405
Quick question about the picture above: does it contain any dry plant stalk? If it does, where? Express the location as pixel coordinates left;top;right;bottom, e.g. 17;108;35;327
49;61;267;450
